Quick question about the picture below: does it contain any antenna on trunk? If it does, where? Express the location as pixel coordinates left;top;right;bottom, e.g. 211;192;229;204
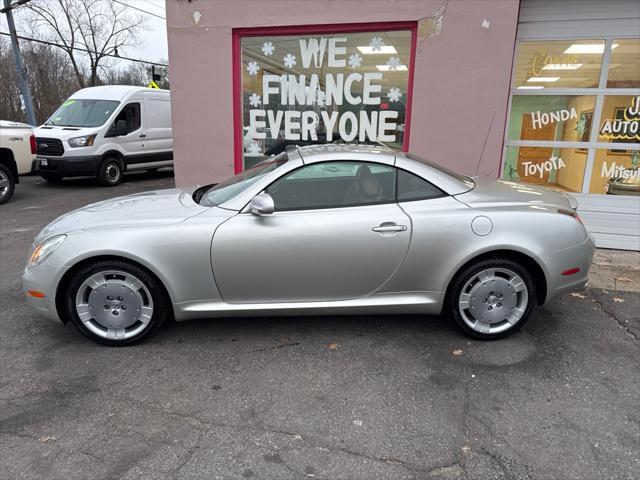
475;110;497;176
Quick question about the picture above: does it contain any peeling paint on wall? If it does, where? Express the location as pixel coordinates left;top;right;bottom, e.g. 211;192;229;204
417;0;448;50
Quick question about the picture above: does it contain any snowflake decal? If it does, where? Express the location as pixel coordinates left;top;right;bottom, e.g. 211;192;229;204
387;87;402;103
261;41;274;56
246;61;259;76
247;142;262;155
315;90;326;107
283;53;297;69
369;36;385;52
248;93;261;108
348;53;363;68
386;56;402;71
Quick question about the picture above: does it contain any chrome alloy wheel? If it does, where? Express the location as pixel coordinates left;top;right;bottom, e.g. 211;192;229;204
0;169;9;199
458;268;529;335
74;270;154;340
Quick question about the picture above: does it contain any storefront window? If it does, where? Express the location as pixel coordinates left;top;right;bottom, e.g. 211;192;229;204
504;39;640;198
507;95;596;143
503;146;587;193
598;95;640;144
513;40;604;89
607;39;640;88
589;149;640;196
238;28;413;169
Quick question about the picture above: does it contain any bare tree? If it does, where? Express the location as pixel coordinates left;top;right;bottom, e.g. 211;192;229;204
22;0;146;88
0;36;78;123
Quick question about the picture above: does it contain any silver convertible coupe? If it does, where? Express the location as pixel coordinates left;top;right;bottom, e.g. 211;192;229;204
23;145;594;345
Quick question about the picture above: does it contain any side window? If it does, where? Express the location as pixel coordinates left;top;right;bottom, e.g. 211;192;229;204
146;99;171;129
267;161;396;211
397;169;445;202
113;103;141;134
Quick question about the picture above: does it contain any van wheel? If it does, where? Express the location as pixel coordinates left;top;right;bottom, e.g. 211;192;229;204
97;158;122;186
41;175;64;183
448;258;535;340
0;164;16;204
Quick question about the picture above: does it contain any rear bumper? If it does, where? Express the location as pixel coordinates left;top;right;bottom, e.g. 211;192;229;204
536;235;595;305
32;155;102;177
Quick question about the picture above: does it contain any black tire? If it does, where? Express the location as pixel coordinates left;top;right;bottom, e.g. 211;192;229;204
63;259;170;346
0;164;15;205
97;157;123;186
447;257;536;340
41;174;64;183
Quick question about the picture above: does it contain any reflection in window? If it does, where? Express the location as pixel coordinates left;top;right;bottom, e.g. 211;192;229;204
590;149;640;196
502;146;587;193
513;40;604;89
240;30;412;169
607;39;640;88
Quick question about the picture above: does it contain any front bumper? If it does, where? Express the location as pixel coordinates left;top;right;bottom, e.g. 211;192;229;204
32;155;102;177
22;259;69;323
536;235;595;305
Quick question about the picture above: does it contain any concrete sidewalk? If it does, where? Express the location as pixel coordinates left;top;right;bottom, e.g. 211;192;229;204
589;248;640;292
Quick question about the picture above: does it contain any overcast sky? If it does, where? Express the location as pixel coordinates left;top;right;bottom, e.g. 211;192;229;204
1;0;169;66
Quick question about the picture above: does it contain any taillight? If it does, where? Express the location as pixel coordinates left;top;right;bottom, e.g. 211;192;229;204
558;208;583;224
29;134;37;155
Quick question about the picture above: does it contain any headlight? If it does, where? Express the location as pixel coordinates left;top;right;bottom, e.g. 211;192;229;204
68;134;97;148
29;235;66;267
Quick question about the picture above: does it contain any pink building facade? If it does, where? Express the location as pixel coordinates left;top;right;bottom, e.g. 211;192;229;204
166;0;519;184
166;0;640;250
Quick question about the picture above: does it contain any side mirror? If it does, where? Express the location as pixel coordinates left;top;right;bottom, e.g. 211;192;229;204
249;192;275;215
116;119;128;136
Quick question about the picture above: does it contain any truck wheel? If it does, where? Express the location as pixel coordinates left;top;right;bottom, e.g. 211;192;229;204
97;158;122;186
41;175;64;183
0;164;16;205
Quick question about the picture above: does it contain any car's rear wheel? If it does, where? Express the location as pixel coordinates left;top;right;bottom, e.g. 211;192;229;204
448;258;535;340
97;157;122;186
64;260;170;346
0;164;15;204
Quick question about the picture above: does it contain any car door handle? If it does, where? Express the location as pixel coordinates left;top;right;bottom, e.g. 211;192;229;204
139;134;146;138
372;224;407;233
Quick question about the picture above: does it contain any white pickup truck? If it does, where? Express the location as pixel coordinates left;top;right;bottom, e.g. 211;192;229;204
0;120;36;204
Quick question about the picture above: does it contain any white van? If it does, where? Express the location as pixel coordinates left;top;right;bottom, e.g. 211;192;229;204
33;85;172;186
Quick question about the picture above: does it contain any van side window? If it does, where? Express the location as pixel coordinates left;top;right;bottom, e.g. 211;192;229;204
113;103;141;134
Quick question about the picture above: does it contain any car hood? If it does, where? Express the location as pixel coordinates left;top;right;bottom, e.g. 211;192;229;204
454;180;577;211
35;188;208;243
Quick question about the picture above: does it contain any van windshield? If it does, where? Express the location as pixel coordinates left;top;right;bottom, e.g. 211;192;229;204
45;99;120;127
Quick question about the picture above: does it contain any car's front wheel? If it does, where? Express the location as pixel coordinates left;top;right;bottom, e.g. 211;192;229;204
448;258;535;340
63;260;170;346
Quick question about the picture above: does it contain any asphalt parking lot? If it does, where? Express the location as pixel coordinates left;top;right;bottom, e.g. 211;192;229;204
1;173;639;480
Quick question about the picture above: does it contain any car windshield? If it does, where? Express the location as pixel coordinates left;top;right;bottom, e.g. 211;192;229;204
199;153;289;207
45;99;120;127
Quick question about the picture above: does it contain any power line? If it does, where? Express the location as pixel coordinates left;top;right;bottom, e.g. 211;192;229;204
0;31;168;66
112;0;165;20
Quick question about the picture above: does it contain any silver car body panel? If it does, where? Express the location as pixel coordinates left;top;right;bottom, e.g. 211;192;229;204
22;144;595;325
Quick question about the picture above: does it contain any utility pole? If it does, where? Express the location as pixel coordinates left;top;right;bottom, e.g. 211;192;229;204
2;0;37;126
